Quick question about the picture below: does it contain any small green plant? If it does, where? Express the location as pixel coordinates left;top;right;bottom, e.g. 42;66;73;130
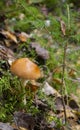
47;114;63;129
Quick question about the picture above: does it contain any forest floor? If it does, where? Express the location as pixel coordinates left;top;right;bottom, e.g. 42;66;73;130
0;1;80;130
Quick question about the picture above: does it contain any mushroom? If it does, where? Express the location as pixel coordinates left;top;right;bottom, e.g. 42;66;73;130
10;58;41;104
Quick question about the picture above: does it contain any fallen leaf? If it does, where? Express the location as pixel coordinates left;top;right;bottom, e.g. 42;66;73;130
19;127;28;130
0;122;14;130
71;125;80;130
68;69;77;78
66;109;76;118
0;45;16;65
54;97;64;111
58;109;76;119
30;42;49;60
34;98;48;110
26;83;39;92
1;30;18;43
54;97;77;118
17;32;30;42
4;39;11;47
53;67;62;74
53;78;62;85
60;18;66;36
42;82;60;96
72;109;80;117
14;111;35;130
69;99;79;109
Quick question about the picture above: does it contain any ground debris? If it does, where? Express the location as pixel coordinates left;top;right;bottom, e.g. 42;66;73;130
0;122;14;130
13;111;35;130
30;42;49;60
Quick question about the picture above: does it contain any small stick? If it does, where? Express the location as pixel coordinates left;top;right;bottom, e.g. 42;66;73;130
61;42;67;123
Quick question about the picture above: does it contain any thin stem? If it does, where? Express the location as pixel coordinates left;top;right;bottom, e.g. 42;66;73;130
61;42;68;123
61;4;71;124
67;4;70;30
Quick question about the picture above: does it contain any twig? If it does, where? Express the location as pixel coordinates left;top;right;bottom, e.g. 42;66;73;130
61;42;67;123
61;4;71;124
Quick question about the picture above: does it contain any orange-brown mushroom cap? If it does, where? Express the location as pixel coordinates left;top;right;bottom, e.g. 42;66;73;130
10;58;41;80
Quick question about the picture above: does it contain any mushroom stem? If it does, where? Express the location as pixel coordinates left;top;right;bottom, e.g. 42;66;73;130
23;91;27;105
21;79;40;105
21;79;29;105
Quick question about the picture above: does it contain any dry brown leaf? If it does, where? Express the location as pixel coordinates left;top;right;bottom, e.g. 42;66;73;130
58;110;75;119
19;127;28;130
57;105;76;119
72;109;80;117
1;30;18;43
53;78;62;85
4;39;11;47
26;83;39;92
66;109;76;118
57;112;64;118
71;125;80;130
0;45;7;59
18;32;30;42
55;97;77;118
53;67;62;74
60;18;66;35
0;45;15;65
68;69;77;78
